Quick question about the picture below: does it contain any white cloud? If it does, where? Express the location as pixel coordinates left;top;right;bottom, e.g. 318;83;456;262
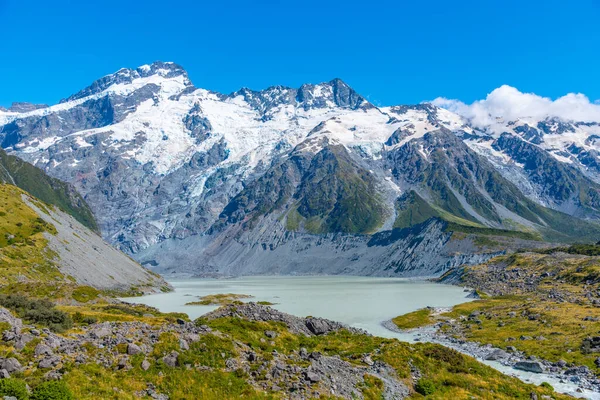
431;85;600;132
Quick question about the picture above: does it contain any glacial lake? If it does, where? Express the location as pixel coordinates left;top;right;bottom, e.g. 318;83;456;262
125;275;471;337
126;275;600;399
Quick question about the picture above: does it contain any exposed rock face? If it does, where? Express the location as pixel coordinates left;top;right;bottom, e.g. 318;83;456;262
138;218;510;277
203;302;367;336
22;194;168;293
3;62;600;277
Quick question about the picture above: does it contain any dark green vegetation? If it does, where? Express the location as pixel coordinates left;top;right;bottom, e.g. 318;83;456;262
0;148;97;232
217;143;387;235
0;379;74;400
30;381;73;400
0;378;29;399
0;294;72;332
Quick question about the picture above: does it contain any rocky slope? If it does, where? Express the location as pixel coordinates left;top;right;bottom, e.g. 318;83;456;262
3;62;600;277
0;299;571;399
391;245;600;396
0;183;168;295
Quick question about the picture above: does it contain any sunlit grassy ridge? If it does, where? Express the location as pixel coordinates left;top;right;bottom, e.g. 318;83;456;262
0;149;97;232
0;185;63;286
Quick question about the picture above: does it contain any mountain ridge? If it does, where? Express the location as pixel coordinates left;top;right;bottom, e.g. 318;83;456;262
2;61;600;277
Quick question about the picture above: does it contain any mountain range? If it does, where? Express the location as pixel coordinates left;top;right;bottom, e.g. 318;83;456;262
2;61;600;277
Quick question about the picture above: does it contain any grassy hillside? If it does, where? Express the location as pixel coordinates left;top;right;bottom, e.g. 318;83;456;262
395;249;600;372
0;148;97;232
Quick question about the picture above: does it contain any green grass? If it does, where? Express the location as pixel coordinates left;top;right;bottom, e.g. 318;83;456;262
445;222;541;241
438;297;600;369
392;308;433;329
185;293;253;306
71;286;100;303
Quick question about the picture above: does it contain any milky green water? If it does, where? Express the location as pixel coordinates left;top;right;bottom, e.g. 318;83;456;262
125;275;471;337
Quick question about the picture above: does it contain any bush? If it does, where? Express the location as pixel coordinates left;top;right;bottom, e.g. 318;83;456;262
0;294;72;332
0;378;29;399
72;312;97;325
31;381;73;400
422;345;469;373
415;378;436;396
540;381;554;391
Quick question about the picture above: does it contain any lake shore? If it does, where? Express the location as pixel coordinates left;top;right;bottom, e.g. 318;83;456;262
381;312;600;399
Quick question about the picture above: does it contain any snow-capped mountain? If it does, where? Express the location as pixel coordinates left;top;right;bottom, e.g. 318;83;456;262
2;62;600;277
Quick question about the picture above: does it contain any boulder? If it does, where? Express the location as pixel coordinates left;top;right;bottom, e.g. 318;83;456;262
34;343;53;357
581;336;600;354
0;308;22;331
305;370;321;383
264;330;277;339
162;351;179;368
38;356;60;369
179;339;189;351
127;343;143;355
485;349;508;361
0;358;21;374
514;361;544;373
305;318;334;335
91;325;112;339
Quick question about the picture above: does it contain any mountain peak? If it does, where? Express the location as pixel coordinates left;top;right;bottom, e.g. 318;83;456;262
61;61;190;103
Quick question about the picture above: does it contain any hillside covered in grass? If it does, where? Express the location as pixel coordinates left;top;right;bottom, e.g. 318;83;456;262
0;183;168;301
393;246;600;392
0;148;97;232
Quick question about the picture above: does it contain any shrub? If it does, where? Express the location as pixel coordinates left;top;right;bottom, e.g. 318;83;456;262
422;346;469;373
31;381;73;400
0;294;72;332
415;378;436;396
0;378;29;399
540;381;554;391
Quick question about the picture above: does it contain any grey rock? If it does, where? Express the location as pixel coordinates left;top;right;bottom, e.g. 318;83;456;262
141;359;151;371
485;349;508;361
0;358;20;374
14;334;34;351
0;309;21;331
127;343;143;355
38;356;61;369
178;339;189;351
162;351;179;368
305;370;321;383
34;343;53;357
514;361;544;373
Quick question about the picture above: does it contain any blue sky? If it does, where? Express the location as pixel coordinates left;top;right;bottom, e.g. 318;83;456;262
1;0;599;108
